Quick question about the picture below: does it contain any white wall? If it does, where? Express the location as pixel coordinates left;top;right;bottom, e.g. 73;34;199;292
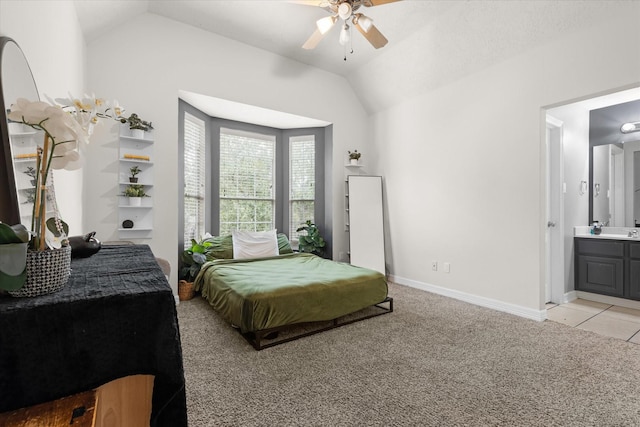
370;8;640;314
84;13;368;293
0;0;85;235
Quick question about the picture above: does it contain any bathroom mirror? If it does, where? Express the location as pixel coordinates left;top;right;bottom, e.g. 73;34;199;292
0;37;40;225
589;99;640;226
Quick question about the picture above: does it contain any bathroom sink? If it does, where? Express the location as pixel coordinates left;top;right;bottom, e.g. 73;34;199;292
591;233;637;240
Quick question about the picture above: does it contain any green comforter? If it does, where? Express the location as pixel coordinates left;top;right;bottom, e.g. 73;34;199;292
193;253;387;333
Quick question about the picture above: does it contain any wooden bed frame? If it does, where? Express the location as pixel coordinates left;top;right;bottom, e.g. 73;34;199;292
239;297;393;350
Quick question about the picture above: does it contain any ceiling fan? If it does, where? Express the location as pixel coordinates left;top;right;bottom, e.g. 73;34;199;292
294;0;402;52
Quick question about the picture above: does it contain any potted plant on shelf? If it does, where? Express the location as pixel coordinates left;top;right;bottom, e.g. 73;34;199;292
296;220;326;257
348;150;361;165
124;113;153;138
179;235;214;300
122;184;148;206
129;165;142;183
23;166;37;187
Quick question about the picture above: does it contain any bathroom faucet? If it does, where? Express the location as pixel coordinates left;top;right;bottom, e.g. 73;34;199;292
629;230;639;238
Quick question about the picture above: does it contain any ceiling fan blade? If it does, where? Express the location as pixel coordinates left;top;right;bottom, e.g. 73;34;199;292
302;29;326;50
354;22;388;49
362;0;402;6
288;0;330;6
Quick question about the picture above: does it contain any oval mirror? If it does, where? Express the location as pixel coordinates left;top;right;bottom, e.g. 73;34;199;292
0;37;40;225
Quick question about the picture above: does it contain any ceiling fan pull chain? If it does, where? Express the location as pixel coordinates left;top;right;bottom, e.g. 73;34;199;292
344;26;354;61
350;25;354;55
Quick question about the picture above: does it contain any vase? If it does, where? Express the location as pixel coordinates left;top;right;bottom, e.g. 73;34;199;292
129;197;142;207
8;245;72;297
131;129;145;139
129;177;138;183
350;159;358;165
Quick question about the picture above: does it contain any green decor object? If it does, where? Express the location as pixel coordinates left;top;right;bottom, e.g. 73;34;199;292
296;220;326;256
0;223;30;291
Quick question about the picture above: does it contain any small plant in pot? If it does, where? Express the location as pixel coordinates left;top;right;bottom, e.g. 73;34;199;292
129;165;141;183
124;113;153;138
348;150;361;165
122;184;148;206
296;220;326;257
23;166;37;187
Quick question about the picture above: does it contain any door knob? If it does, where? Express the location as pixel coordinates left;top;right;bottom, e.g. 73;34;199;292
547;221;556;227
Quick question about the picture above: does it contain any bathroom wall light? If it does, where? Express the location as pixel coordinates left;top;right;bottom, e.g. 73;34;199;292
621;121;640;133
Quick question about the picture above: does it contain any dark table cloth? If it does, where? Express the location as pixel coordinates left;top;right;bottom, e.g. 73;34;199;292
0;244;187;427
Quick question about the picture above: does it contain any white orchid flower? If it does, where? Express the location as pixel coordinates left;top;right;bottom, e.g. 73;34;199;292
8;98;52;125
45;227;63;250
51;150;83;171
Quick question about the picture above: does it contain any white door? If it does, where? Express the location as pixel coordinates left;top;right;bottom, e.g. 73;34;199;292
546;116;564;304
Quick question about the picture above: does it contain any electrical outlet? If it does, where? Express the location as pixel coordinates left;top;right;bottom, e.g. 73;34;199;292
443;262;451;273
431;261;438;271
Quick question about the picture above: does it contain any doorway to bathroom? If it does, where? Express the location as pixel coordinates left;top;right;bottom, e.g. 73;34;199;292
544;86;640;306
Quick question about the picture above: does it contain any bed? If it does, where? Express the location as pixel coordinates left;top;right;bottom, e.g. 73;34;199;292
193;232;392;350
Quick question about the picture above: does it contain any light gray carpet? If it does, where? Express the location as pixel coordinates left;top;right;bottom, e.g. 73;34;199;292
177;283;640;426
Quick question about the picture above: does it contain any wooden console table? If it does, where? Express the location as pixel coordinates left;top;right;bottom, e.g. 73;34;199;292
0;245;187;427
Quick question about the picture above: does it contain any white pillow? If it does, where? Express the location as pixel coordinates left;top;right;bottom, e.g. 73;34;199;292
232;229;279;259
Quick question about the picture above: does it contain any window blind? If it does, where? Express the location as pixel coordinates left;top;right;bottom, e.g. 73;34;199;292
289;135;315;241
183;112;206;249
219;127;275;234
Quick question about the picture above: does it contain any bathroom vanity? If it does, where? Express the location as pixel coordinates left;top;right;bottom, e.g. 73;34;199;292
575;228;640;300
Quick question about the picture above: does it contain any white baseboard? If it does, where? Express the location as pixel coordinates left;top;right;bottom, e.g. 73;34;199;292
389;275;547;322
563;290;578;304
576;291;640;310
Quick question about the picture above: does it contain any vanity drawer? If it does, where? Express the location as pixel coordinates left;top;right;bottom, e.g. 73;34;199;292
575;239;624;257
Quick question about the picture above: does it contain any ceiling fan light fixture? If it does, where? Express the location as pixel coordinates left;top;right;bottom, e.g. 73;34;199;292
316;15;338;34
339;23;351;45
338;3;352;20
353;13;373;32
621;122;640;133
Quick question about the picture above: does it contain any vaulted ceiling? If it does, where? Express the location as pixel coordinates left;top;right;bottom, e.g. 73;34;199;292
73;0;632;113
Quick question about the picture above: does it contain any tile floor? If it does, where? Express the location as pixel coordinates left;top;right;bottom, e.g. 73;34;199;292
546;299;640;344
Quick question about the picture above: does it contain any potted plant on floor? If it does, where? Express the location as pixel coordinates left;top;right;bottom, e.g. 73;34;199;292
179;235;214;301
296;220;326;257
